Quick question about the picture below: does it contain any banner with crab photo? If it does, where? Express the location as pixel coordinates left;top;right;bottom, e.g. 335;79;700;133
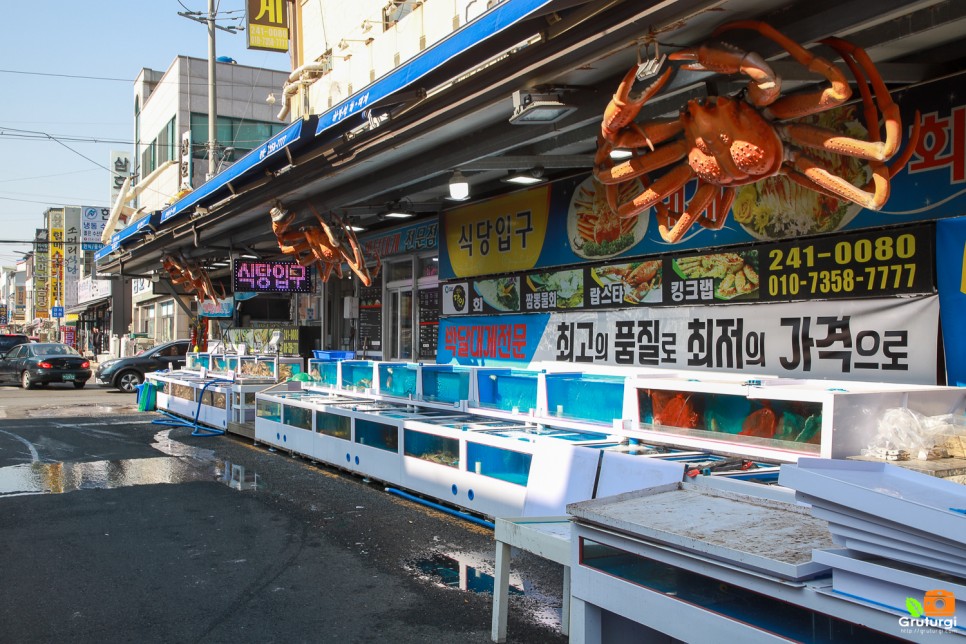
437;295;940;385
439;71;966;281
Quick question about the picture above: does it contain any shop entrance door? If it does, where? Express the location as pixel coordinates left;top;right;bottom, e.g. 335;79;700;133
387;287;413;360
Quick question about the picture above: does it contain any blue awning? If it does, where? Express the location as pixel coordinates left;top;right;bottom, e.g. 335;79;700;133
159;115;317;225
314;0;554;138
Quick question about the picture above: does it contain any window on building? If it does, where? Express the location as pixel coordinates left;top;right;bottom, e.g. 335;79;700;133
160;301;174;342
189;113;286;159
144;306;155;337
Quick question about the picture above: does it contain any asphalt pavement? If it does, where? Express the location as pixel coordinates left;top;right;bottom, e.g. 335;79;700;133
0;407;568;643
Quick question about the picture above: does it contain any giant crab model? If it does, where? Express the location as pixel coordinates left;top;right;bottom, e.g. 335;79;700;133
594;21;921;243
270;203;380;287
161;252;223;302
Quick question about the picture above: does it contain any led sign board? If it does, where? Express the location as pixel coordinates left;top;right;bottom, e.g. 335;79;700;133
233;260;312;293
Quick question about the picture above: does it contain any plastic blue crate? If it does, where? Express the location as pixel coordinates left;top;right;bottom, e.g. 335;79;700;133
312;350;356;361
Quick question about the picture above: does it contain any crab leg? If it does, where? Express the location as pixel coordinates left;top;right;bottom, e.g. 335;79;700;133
656;182;721;243
596;139;689;184
787;149;890;210
615;164;694;220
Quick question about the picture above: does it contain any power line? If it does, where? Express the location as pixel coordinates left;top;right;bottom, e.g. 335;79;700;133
0;68;133;82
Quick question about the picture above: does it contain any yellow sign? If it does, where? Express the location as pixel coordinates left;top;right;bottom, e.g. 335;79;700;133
247;0;289;53
444;188;549;278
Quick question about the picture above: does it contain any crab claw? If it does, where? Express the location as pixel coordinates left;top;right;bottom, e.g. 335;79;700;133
601;66;673;143
670;41;779;106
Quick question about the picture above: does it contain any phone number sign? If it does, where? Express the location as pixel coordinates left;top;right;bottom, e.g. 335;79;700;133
233;260;313;293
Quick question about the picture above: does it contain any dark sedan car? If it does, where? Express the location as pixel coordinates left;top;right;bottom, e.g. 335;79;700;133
0;343;92;389
96;339;191;393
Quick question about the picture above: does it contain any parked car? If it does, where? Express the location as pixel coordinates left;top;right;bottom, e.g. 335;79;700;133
96;339;191;393
0;342;92;389
0;334;29;354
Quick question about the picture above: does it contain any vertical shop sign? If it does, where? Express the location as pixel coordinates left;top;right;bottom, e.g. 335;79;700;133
109;151;130;207
48;210;65;311
34;229;49;318
64;207;80;308
418;287;439;360
358;283;382;351
82;206;110;250
936;216;966;385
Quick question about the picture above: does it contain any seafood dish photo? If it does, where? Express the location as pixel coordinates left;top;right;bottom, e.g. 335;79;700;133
673;251;759;300
592;260;663;304
527;270;585;309
474;276;520;312
568;175;648;259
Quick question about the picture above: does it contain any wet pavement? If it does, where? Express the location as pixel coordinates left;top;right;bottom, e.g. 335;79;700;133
0;411;568;643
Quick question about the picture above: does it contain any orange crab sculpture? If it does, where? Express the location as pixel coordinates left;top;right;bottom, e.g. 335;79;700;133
594;20;921;243
270;203;380;287
161;252;223;302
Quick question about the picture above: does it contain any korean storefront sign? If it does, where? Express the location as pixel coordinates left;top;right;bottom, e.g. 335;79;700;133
34;229;49;318
82;206;110;250
48;210;64;310
438;296;939;384
439;71;966;281
361;219;438;261
441;224;934;315
246;0;289;53
233;260;312;293
936;215;966;385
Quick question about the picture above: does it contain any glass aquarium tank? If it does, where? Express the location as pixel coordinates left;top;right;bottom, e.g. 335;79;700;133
239;356;278;379
466;442;532;486
278;360;304;381
171;383;196;402
200;389;227;408
307;359;340;386
341;360;375;391
476;369;539;412
404;429;459;468
283;404;313;430
256;399;281;423
316;411;350;440
378;363;419;398
545;373;625;424
354;419;398;452
637;388;823;453
185;353;211;370
421;365;470;403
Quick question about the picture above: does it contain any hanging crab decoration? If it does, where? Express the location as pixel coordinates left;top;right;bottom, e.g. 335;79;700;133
161;252;223;302
270;203;381;287
594;20;921;243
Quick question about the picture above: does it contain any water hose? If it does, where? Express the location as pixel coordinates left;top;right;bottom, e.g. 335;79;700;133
385;487;495;530
152;377;232;437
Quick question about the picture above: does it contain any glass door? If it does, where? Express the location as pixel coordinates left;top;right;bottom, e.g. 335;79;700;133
387;287;413;360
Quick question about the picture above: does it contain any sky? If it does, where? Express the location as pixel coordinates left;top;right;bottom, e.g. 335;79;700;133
0;0;290;265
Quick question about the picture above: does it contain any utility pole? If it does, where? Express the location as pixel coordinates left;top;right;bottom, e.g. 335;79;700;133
207;0;217;181
178;3;243;181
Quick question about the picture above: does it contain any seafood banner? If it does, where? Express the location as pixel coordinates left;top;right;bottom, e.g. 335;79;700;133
936;216;966;386
439;223;934;314
440;71;966;281
437;295;940;384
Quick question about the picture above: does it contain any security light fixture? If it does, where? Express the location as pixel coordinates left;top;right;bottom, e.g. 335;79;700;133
509;90;577;125
502;167;545;185
380;200;416;219
448;169;469;200
610;149;633;160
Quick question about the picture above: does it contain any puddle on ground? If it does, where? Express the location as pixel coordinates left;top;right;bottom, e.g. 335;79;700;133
409;550;561;629
25;403;138;418
0;429;257;497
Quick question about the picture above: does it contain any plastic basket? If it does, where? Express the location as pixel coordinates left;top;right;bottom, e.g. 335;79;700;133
312;350;356;361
